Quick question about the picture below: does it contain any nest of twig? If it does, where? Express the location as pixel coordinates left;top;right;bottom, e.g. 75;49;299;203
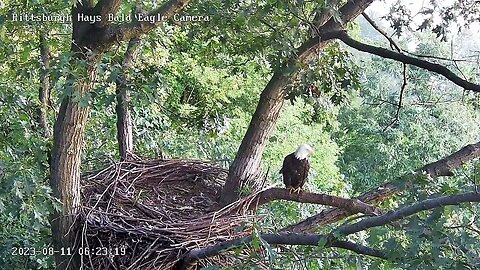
80;158;264;269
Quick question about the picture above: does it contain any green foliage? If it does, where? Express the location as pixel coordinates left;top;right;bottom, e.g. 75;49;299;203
286;43;361;115
383;0;480;41
336;37;480;192
0;2;70;268
327;23;480;270
0;41;57;270
1;0;480;269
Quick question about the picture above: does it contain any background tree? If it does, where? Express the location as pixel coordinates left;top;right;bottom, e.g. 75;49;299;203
115;37;142;160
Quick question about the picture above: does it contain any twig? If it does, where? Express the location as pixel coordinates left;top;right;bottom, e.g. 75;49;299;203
362;12;401;52
383;63;408;131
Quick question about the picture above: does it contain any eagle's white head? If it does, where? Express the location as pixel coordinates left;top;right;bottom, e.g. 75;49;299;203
294;144;314;160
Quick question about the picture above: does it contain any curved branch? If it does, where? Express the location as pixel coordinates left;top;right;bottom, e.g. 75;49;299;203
284;141;480;232
251;188;380;215
361;12;400;52
332;30;480;92
93;0;191;52
298;0;375;63
178;233;386;269
338;192;480;235
178;192;480;268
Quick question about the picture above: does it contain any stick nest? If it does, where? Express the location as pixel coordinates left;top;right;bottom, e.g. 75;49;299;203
80;158;260;269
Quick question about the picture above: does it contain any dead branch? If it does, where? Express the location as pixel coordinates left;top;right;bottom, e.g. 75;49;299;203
284;141;480;232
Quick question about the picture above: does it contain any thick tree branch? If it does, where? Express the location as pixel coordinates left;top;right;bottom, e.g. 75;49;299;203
299;0;375;63
330;240;387;259
38;32;51;138
338;192;480;235
332;30;480;92
178;233;385;269
93;0;123;28
419;142;480;177
179;192;479;268
94;0;191;52
284;141;480;232
250;188;380;216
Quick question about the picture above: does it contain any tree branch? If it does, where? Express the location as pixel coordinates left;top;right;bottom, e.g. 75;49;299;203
177;233;385;269
93;0;123;28
299;0;375;64
94;0;191;52
330;240;387;259
332;30;480;92
361;12;401;52
38;31;51;138
116;37;142;160
383;63;407;131
419;142;480;178
249;188;380;216
284;141;480;232
338;192;480;235
178;192;480;268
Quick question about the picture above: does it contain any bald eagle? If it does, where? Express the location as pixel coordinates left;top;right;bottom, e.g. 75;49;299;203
280;144;314;193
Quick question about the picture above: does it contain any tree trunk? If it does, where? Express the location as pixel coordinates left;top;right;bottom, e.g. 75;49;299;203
220;72;288;204
38;32;51;138
116;38;142;160
220;0;375;205
47;1;191;268
50;58;97;270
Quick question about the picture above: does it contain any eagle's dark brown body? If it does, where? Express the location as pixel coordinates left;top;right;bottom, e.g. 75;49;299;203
280;152;310;190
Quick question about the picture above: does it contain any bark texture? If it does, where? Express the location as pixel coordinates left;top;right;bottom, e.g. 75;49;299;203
220;73;288;204
50;59;97;269
116;38;142;160
252;188;379;215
